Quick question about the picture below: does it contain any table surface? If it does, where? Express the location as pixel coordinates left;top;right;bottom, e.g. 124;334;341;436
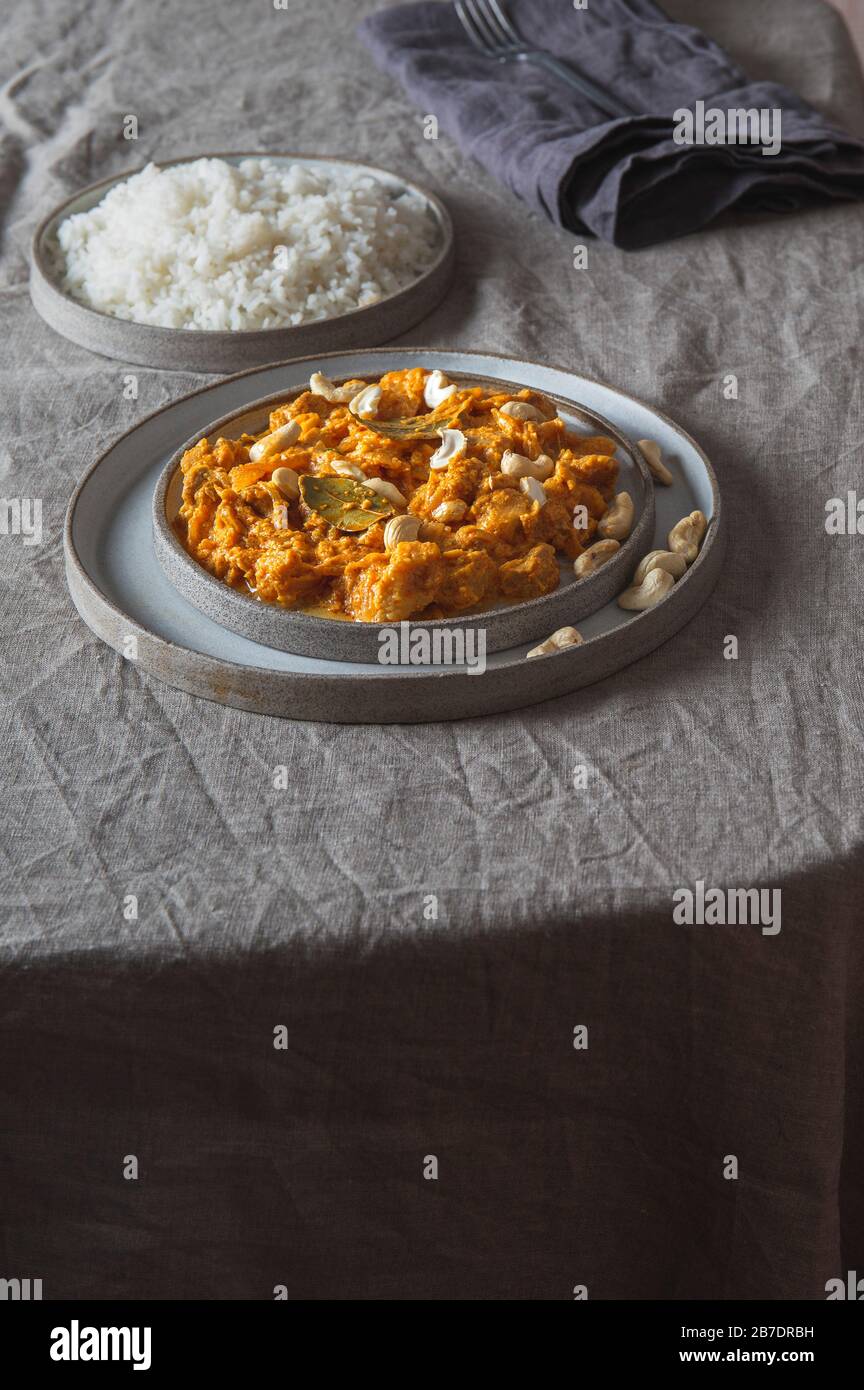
2;0;863;1301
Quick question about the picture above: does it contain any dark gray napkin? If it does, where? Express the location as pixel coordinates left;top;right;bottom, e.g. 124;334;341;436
357;0;864;249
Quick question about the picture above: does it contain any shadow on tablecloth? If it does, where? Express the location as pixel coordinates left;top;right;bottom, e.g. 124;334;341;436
2;854;861;1300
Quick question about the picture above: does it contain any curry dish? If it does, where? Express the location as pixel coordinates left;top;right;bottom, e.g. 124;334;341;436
175;368;620;623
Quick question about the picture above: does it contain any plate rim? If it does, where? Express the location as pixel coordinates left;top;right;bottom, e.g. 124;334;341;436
30;149;455;344
65;346;723;692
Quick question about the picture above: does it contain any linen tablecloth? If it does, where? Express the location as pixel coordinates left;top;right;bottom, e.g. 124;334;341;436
1;0;863;1299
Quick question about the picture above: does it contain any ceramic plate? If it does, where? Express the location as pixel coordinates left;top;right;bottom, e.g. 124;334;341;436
30;153;454;373
64;348;725;724
152;376;655;663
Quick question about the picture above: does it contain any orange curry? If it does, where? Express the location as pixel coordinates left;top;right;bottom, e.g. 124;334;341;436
175;368;619;623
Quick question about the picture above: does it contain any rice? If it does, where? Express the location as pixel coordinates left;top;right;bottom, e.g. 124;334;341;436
55;157;439;332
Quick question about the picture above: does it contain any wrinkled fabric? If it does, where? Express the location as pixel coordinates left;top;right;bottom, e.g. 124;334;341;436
1;0;864;1300
359;0;864;247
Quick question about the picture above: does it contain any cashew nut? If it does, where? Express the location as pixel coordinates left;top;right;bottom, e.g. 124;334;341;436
637;439;673;486
598;491;634;540
432;499;468;523
573;538;620;578
500;450;554;481
633;549;687;584
527;626;583;659
249;420;300;462
617;567;675;611
309;372;363;404
424;370;457;409
383;514;421;551
499;400;545;422
520;476;547;508
430;428;467;470
667;510;707;564
365;477;407;507
329;459;366;481
349;385;382;420
271;466;300;500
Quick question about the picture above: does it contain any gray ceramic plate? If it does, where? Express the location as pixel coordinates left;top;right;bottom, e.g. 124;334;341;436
64;348;725;724
30;152;455;373
152;375;655;663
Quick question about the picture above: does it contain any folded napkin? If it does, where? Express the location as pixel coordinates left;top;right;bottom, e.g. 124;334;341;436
358;0;864;249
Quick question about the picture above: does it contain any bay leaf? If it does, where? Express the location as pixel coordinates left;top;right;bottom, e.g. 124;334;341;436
358;396;469;441
299;474;393;531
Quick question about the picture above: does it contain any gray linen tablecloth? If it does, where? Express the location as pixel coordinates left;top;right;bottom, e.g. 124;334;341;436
1;0;863;1300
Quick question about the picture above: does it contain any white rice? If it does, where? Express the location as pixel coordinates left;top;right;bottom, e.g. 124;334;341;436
55;157;439;332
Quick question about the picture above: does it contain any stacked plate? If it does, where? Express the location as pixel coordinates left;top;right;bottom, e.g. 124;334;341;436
65;348;724;723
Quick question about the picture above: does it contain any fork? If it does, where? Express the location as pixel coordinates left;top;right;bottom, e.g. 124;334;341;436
454;0;638;119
